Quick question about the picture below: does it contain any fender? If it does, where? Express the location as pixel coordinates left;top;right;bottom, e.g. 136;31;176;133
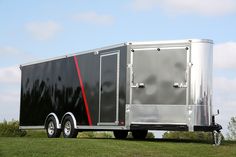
45;113;61;129
61;112;77;129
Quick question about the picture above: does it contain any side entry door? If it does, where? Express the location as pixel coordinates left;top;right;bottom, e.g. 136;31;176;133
98;51;120;125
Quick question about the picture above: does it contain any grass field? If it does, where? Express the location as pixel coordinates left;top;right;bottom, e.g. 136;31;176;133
0;137;236;157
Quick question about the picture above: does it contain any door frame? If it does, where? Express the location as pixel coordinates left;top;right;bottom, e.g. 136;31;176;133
98;50;120;126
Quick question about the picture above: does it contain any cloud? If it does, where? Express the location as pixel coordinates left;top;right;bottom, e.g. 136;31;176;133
0;66;21;84
0;90;20;121
213;77;236;94
130;0;236;16
25;21;61;40
213;93;236;135
0;46;35;67
212;76;236;135
0;66;21;121
212;39;236;134
0;91;20;105
73;12;114;26
0;46;21;56
214;42;236;70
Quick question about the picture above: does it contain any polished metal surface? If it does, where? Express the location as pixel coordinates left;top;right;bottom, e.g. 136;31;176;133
77;125;128;130
61;112;77;129
129;39;213;47
189;41;213;126
47;121;55;136
19;126;45;129
131;48;187;105
126;39;214;130
127;104;187;124
64;121;72;136
45;113;61;129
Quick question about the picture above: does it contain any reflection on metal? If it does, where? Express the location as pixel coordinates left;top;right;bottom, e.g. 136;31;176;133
74;56;92;126
173;82;187;88
190;41;213;126
127;104;187;124
19;126;45;129
131;46;188;52
45;113;61;129
61;112;77;129
127;39;214;131
98;51;120;125
131;47;187;105
19;39;217;136
47;121;55;136
131;82;145;88
77;125;127;130
64;121;72;136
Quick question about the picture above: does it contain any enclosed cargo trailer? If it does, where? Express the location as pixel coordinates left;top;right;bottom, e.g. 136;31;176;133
19;39;222;144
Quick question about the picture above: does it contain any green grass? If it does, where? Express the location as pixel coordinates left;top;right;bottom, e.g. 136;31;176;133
0;137;236;157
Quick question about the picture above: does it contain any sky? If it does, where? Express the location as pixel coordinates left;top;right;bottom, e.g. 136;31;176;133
0;0;236;137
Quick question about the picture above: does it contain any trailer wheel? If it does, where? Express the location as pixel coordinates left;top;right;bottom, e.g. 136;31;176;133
132;130;148;139
62;116;78;138
113;130;128;139
212;130;222;146
46;116;61;138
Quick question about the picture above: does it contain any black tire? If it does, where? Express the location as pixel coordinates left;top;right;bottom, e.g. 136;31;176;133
113;130;128;139
46;116;61;138
132;130;148;139
62;116;78;138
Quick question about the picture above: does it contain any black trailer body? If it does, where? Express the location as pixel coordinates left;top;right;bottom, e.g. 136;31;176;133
20;45;127;128
19;39;222;143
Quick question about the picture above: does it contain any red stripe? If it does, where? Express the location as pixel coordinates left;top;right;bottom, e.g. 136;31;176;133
73;56;92;126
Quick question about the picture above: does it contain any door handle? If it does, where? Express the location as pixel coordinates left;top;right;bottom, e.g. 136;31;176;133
131;83;145;88
138;83;145;88
173;83;180;88
173;82;187;88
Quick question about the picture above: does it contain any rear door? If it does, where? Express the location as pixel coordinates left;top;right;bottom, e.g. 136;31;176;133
131;47;188;105
130;46;189;124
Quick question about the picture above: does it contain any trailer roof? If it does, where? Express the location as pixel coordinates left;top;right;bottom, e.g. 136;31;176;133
20;39;212;67
128;39;213;45
20;43;126;67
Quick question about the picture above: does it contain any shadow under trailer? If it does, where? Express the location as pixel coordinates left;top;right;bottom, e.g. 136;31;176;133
19;39;222;145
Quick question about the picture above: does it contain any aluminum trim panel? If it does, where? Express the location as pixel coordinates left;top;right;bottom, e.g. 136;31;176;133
189;42;213;126
131;122;187;125
129;39;213;46
128;104;187;124
19;126;44;129
97;122;117;126
77;125;128;130
126;104;212;128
